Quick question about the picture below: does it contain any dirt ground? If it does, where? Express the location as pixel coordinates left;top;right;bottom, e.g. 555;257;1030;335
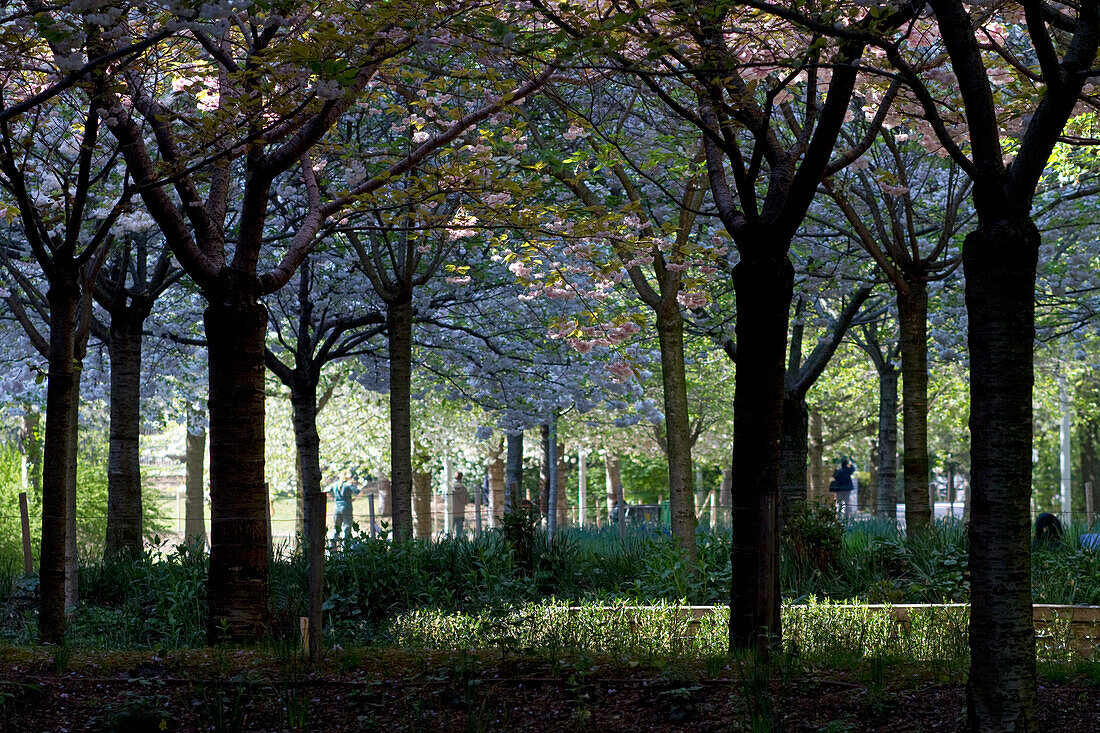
1;648;1097;732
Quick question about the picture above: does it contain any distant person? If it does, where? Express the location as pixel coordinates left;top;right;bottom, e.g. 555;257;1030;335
326;469;360;541
830;458;856;520
1035;512;1064;546
451;472;468;535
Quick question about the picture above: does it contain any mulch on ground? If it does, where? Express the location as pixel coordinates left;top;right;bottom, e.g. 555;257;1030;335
1;648;1097;731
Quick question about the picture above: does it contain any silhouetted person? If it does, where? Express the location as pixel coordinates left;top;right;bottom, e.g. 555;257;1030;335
1035;512;1064;545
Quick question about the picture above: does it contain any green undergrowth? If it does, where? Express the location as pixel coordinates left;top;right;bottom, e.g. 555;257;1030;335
0;513;1099;657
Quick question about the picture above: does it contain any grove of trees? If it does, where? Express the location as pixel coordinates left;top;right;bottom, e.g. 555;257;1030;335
5;1;1100;729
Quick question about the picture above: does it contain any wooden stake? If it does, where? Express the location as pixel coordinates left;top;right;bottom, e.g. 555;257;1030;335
299;616;310;650
368;493;377;537
19;492;32;574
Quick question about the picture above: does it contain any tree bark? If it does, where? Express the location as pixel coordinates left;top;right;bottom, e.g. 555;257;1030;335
964;216;1038;730
555;442;568;529
898;282;931;529
205;295;270;643
289;379;325;661
807;411;824;502
489;458;505;525
728;250;792;654
604;454;623;520
656;309;697;563
104;313;144;559
39;279;81;643
185;416;206;548
877;368;899;519
539;424;550;517
387;297;414;543
505;431;523;510
779;394;809;523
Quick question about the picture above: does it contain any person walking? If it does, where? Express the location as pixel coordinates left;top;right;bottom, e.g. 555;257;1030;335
829;458;856;520
451;471;468;535
326;469;360;542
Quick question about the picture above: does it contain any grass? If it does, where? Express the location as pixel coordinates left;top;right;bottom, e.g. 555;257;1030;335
1;516;1099;669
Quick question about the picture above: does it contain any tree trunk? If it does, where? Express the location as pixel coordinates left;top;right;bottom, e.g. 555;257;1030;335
184;411;206;547
39;279;81;643
728;251;792;654
289;379;325;661
898;282;931;529
489;458;505;525
964;216;1038;730
807;411;824;502
719;468;731;527
656;310;697;563
539;424;550;517
387;297;414;542
866;441;878;513
65;390;78;612
505;431;523;510
413;470;432;537
877;368;899;519
20;408;42;496
555;442;568;529
104;313;145;559
294;450;304;541
779;393;809;524
604;454;622;520
205;296;270;643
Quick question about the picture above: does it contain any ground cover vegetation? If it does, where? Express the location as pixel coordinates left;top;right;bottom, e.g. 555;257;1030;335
6;0;1100;729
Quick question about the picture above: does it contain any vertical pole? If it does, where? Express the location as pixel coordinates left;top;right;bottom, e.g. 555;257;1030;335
547;415;558;539
577;448;587;527
443;456;453;536
368;493;377;537
1060;369;1073;525
475;472;483;535
1086;481;1095;527
19;492;32;574
709;489;717;531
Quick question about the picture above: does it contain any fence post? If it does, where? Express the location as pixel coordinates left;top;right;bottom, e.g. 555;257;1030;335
19;492;32;574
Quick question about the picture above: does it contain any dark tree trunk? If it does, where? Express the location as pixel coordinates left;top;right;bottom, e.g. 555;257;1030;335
205;295;270;643
289;379;325;661
539;424;550;517
964;216;1038;730
387;297;414;543
728;251;792;653
104;313;145;559
65;391;78;612
184;415;206;548
505;431;523;510
656;309;697;563
39;279;81;643
877;368;899;519
779;393;809;524
898;283;931;529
